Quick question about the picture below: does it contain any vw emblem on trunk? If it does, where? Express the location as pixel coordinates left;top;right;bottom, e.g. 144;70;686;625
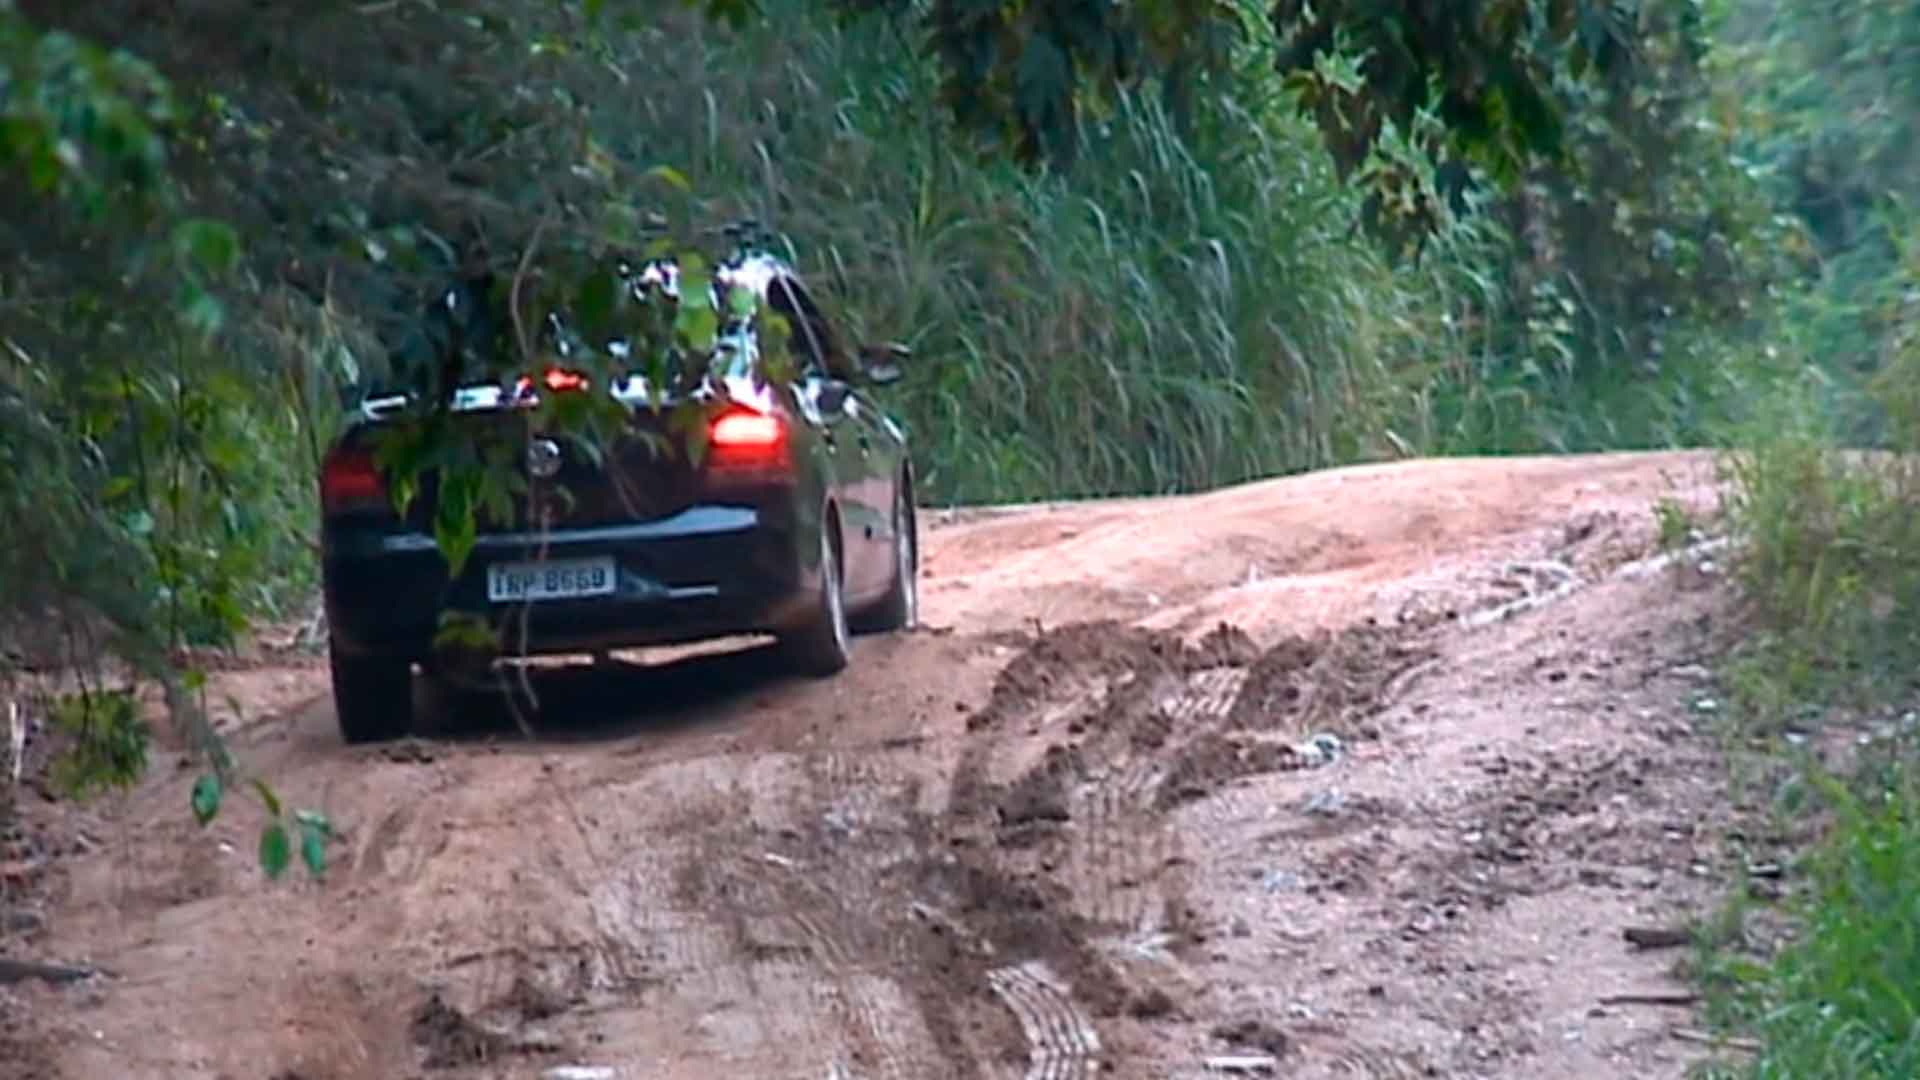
526;438;563;480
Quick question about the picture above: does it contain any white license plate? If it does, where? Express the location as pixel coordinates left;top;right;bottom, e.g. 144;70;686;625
486;556;617;603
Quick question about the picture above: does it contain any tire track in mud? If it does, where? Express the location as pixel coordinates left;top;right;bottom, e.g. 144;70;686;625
783;748;949;1079
650;758;868;1078
659;746;959;1079
987;962;1102;1080
1321;1044;1432;1079
1055;663;1246;935
402;619;1435;1078
944;618;1440;1076
386;740;971;1078
934;628;1256;1076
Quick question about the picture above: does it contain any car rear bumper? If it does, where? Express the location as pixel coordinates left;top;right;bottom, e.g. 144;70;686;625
322;504;819;661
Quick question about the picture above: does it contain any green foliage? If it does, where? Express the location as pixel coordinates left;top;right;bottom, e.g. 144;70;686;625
189;772;221;825
1682;15;1920;1071
887;0;1242;163
0;2;177;219
258;819;290;880
581;1;1518;501
1272;0;1631;186
0;333;321;662
1718;0;1920;259
1415;1;1800;456
1653;495;1697;554
1711;0;1920;445
808;0;1642;200
1700;759;1920;1079
44;689;148;799
296;810;332;877
1718;222;1920;725
186;767;333;880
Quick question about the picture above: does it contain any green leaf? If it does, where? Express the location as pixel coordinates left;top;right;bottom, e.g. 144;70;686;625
674;303;719;352
171;218;242;274
643;164;692;192
575;268;617;338
251;778;282;818
294;809;333;835
22;140;62;193
259;820;291;880
668;401;712;467
190;773;222;826
298;818;328;877
180;286;226;337
435;516;477;579
433;474;479;578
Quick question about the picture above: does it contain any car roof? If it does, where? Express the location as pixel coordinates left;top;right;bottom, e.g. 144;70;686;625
625;250;803;304
355;248;813;422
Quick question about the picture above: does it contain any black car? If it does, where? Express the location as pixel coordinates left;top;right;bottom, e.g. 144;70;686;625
317;250;918;743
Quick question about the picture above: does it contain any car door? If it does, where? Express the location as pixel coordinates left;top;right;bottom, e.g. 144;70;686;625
768;274;887;592
837;386;901;593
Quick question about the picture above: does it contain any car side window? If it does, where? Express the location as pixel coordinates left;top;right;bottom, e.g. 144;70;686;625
766;274;850;382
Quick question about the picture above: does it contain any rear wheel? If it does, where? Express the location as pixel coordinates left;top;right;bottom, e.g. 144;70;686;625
330;643;414;744
779;510;851;677
854;481;917;634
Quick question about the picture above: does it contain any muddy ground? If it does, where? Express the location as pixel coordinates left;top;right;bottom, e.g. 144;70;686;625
0;451;1760;1079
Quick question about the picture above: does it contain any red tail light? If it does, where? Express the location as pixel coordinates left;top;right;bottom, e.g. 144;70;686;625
543;367;588;392
320;446;387;514
707;407;790;473
512;368;589;399
711;411;783;448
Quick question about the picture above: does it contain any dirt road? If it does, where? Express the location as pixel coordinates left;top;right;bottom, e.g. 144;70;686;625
5;451;1749;1079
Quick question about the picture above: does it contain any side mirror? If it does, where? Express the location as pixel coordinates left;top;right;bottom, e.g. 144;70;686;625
859;342;911;386
817;380;852;414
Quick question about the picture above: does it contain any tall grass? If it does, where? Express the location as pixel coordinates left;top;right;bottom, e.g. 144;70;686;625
1697;200;1920;1080
1719;218;1920;723
594;3;1506;504
1699;759;1920;1080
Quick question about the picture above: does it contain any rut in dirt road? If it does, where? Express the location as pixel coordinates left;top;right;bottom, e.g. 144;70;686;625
380;617;1435;1080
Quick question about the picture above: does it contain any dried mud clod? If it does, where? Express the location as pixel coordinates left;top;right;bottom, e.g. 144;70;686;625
1157;732;1311;810
1189;622;1261;668
1212;1017;1293;1058
410;991;509;1069
1226;620;1437;736
967;621;1263;734
1130;706;1175;752
971;616;1433;744
994;743;1081;844
913;858;1132;1020
1126;986;1179;1020
500;971;573;1023
968;622;1174;733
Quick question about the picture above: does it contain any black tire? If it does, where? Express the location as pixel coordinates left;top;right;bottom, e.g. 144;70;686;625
853;480;918;634
779;510;852;677
330;642;415;744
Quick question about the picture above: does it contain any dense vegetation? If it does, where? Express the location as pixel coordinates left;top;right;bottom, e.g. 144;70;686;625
0;0;1788;668
4;0;1920;1068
